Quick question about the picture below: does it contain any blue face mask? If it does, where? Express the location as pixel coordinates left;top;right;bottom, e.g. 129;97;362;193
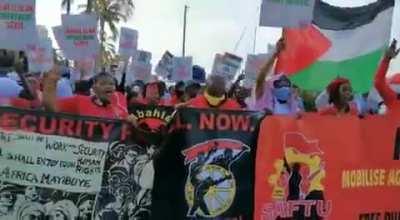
273;87;291;102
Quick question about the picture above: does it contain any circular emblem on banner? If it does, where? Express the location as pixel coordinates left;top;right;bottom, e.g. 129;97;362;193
185;164;235;217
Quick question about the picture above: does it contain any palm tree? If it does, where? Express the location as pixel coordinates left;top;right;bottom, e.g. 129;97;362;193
86;0;93;13
61;0;74;14
82;0;134;66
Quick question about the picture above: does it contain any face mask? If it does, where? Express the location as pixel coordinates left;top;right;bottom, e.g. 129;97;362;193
273;87;291;102
204;91;225;107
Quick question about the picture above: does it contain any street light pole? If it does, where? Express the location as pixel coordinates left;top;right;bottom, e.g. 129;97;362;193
182;5;189;57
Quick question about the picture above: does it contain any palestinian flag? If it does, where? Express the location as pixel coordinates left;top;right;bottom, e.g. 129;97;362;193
276;0;394;92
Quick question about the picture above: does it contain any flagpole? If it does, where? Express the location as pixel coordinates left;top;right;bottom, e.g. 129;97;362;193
253;6;260;54
182;5;189;57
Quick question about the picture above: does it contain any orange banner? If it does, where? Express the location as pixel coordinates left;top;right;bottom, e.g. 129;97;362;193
254;114;400;220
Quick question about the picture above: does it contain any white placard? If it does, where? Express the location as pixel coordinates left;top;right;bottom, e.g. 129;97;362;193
171;57;192;82
61;13;99;60
259;0;315;28
155;51;174;79
0;0;38;50
26;37;53;73
118;27;138;58
129;62;152;83
133;50;152;65
0;128;107;192
212;53;243;82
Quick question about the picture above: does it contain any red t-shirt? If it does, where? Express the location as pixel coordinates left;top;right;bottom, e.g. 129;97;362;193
374;57;400;116
0;97;41;109
57;94;128;119
134;97;170;106
318;103;358;116
188;95;241;110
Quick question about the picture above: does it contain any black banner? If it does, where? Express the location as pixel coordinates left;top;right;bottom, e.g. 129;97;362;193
0;107;162;220
152;108;264;219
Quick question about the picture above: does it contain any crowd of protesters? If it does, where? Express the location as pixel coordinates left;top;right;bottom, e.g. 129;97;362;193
1;38;400;122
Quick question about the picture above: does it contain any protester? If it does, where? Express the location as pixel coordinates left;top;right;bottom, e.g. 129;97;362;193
185;80;202;100
57;67;74;98
127;81;145;105
253;39;301;115
138;81;169;106
10;73;42;109
187;74;241;110
0;50;22;99
169;81;186;105
292;84;305;112
318;77;358;116
42;67;128;119
374;39;400;116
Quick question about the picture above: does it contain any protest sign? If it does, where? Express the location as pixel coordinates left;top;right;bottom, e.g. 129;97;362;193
74;58;95;80
61;13;99;60
155;51;174;79
152;108;264;219
26;37;53;73
212;53;243;82
118;27;138;58
126;50;152;83
254;114;400;219
0;0;37;50
133;50;152;65
259;0;316;28
243;53;270;88
170;56;192;82
0;106;165;220
128;62;152;83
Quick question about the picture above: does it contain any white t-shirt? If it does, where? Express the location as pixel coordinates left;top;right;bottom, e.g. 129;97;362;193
0;76;23;97
273;98;291;115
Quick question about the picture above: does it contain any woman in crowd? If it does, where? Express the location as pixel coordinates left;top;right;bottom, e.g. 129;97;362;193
42;67;128;119
318;77;358;116
374;39;400;116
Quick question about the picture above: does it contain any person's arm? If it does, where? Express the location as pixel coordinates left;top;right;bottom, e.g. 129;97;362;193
255;39;285;99
228;73;244;98
42;66;61;112
374;40;400;105
117;61;128;93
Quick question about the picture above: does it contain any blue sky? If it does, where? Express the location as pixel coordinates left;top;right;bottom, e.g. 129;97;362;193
36;0;400;73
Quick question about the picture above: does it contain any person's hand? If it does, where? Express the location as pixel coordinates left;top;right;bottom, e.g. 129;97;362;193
126;114;138;127
385;39;400;60
43;66;61;83
175;102;189;109
275;38;286;55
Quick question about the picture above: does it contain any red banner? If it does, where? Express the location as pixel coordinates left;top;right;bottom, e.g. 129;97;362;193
255;114;400;220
